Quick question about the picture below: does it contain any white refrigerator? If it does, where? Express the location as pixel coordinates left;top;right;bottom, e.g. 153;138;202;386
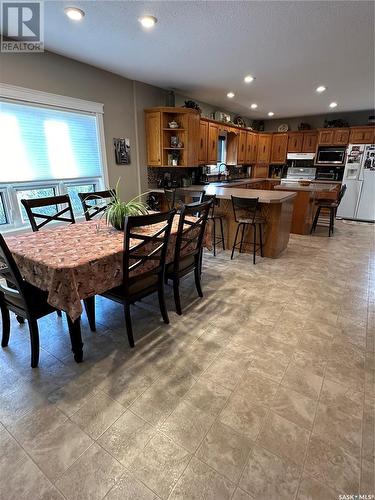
337;144;375;222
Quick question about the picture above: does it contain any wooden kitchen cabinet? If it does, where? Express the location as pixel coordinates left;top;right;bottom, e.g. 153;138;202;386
145;111;162;166
333;128;350;145
238;130;247;163
270;133;288;163
317;129;334;145
257;134;272;163
145;107;199;167
288;132;304;152
302;132;318;152
208;122;219;164
198;120;208;163
349;126;375;144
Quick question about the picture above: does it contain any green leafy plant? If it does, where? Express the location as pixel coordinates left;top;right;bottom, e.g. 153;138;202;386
105;179;148;230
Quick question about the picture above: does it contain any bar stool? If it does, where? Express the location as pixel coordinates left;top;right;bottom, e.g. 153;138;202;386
230;195;265;264
310;184;347;237
203;194;225;256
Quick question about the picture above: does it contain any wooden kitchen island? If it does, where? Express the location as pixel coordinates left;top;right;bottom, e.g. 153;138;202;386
150;184;296;258
274;182;339;235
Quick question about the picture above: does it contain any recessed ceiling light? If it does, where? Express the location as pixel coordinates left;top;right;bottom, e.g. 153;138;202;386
316;85;326;93
250;103;258;109
268;112;274;117
64;7;85;21
244;75;255;83
139;15;157;28
329;102;338;108
227;92;235;98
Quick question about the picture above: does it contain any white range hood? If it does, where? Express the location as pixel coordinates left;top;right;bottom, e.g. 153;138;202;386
287;153;315;160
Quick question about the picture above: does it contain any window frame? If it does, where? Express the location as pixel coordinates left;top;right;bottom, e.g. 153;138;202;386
0;84;109;233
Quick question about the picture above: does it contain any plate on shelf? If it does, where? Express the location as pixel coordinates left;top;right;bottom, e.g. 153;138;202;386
278;123;289;132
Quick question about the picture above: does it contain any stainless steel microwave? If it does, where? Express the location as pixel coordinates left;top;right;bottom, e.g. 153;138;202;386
316;146;346;165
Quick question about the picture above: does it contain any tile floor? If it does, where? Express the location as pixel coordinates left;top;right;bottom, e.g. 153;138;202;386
0;220;374;500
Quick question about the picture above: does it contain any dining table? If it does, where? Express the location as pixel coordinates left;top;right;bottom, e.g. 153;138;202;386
5;217;206;363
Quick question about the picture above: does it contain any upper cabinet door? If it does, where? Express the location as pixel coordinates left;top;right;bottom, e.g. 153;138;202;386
145;111;162;166
245;133;253;163
251;134;259;163
287;132;304;152
208;123;219;163
270;134;288;164
237;130;247;164
257;134;272;163
333;128;350;145
198;120;208;163
349;126;375;144
318;129;334;145
302;132;318;152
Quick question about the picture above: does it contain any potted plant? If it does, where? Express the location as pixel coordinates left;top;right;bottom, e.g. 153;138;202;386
105;179;149;230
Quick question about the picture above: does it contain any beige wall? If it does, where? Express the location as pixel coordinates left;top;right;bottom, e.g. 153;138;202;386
0;50;165;200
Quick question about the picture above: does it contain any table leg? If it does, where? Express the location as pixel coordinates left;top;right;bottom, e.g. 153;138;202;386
66;315;84;363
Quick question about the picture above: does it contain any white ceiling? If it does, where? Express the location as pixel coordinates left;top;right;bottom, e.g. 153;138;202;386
44;1;375;119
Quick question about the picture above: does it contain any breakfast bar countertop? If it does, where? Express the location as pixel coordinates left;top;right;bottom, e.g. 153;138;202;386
274;182;338;192
149;184;297;204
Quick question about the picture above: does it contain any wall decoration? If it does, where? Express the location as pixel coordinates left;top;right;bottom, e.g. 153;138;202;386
113;138;130;164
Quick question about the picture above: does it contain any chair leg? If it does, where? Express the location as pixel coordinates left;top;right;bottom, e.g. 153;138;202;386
66;315;84;363
259;224;264;257
194;262;203;298
124;302;135;348
253;224;257;264
1;300;10;348
212;218;216;257
173;278;182;315
231;224;240;260
331;208;335;234
239;224;246;254
83;296;96;331
56;310;62;318
311;206;321;234
157;279;170;324
219;217;225;250
27;318;40;368
329;208;334;237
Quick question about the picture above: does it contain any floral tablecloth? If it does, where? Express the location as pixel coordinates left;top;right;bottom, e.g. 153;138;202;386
5;218;208;321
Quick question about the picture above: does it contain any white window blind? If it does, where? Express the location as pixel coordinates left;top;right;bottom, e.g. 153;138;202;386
0;100;102;183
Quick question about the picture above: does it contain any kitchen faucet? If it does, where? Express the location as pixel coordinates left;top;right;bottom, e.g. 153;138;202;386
218;163;228;180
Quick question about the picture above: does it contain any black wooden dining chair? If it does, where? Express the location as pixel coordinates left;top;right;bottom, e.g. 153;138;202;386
310;184;347;237
203;194;225;256
100;210;176;347
21;194;75;231
0;233;58;367
78;190;114;221
230;195;265;264
164;188;206;210
165;199;212;315
20;194;95;330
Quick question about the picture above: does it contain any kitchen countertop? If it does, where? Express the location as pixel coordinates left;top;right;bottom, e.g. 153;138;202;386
274;182;338;192
149;183;296;204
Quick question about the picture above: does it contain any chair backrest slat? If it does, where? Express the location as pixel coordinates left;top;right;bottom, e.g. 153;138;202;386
122;210;176;295
231;195;259;224
173;200;212;272
78;190;115;221
21;195;75;232
0;233;27;308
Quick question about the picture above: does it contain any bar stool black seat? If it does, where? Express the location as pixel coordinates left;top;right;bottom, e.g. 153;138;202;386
230;195;265;264
310;184;347;237
203;194;225;256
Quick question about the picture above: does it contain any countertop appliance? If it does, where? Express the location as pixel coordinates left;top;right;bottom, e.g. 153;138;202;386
282;153;316;183
316;146;346;166
337;143;375;222
316;166;344;181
